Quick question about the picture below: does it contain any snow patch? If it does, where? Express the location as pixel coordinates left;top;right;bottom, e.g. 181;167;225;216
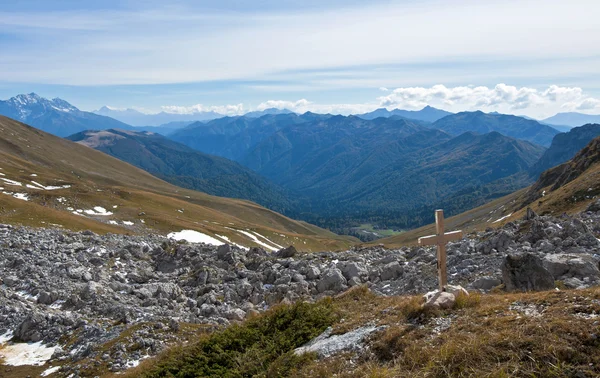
251;231;283;249
30;181;71;190
167;230;225;246
125;354;150;369
41;366;61;376
492;213;513;223
216;234;249;250
1;178;22;186
0;341;57;366
122;221;134;226
84;207;113;216
231;229;279;252
2;192;29;201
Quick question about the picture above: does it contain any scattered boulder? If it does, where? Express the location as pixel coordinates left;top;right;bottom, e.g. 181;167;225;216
275;246;297;258
472;276;502;291
525;207;538;220
586;200;600;213
543;254;600;281
380;261;404;281
317;268;347;293
294;325;385;358
423;291;455;310
339;262;367;281
502;253;555;292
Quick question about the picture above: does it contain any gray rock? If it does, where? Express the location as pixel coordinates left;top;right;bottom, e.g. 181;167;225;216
294;325;385;358
543;254;600;280
305;266;321;280
502;253;555;292
472;276;501;291
380;261;403;281
339;262;367;281
587;200;600;213
37;291;54;305
275;246;297;258
317;268;347;293
423;291;455;310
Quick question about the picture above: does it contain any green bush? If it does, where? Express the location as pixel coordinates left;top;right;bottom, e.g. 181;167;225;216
139;299;335;378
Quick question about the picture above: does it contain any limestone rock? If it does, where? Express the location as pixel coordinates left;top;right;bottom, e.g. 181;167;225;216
423;291;455;310
472;276;501;291
502;253;555;292
380;261;404;281
317;268;347;293
543;254;600;281
275;246;297;258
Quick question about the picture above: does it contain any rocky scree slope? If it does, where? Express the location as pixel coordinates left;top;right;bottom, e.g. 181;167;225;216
1;203;600;375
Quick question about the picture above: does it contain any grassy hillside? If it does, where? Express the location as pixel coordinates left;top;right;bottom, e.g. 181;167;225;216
67;129;297;214
0;116;356;251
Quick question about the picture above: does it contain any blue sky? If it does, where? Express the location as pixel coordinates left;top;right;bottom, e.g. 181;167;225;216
1;0;600;118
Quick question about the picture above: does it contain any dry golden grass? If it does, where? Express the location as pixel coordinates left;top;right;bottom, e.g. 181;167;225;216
291;287;600;378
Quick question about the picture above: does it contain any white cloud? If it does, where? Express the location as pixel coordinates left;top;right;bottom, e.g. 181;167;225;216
160;103;245;115
377;84;600;117
96;83;600;118
256;99;376;115
576;98;600;111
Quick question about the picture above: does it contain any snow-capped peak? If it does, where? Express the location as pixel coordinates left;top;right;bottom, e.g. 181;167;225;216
12;93;42;106
50;98;78;112
6;93;79;113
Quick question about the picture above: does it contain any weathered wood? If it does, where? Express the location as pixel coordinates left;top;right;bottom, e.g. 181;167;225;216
417;210;463;291
435;210;447;289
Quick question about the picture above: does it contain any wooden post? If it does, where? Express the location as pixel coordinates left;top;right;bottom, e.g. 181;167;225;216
418;209;463;292
435;210;447;291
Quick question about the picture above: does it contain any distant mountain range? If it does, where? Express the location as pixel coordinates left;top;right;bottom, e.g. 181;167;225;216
542;112;600;128
67;129;295;213
93;106;222;126
0;93;132;137
171;112;547;230
357;105;453;122
432;111;560;147
5;92;598;234
93;106;296;126
530;123;600;176
244;108;295;118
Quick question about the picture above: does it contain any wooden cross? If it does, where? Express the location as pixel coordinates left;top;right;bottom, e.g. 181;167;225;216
418;209;463;291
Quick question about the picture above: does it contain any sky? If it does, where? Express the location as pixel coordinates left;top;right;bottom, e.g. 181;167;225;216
1;0;600;119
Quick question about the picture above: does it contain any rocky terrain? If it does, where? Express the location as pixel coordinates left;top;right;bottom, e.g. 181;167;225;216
1;202;600;376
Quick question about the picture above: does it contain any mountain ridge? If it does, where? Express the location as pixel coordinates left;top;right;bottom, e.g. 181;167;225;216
432;110;560;147
67;128;297;213
0;93;134;137
357;105;453;122
543;112;600;127
530;123;600;176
